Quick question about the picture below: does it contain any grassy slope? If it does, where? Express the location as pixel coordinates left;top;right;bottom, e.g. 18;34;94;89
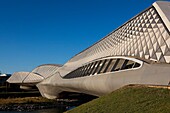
66;85;170;113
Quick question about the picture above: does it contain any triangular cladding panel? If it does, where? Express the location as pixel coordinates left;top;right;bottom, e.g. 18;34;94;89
68;2;170;65
24;73;44;83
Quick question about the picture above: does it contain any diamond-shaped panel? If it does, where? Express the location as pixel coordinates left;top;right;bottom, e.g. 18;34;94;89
69;6;170;64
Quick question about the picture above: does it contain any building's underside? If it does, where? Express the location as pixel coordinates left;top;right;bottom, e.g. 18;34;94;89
8;1;170;99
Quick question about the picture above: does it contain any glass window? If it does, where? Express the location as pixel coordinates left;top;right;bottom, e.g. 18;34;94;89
74;68;80;77
89;61;98;75
92;60;102;75
97;60;107;74
81;65;88;76
64;58;141;79
99;59;111;74
112;59;125;71
133;63;140;68
87;63;94;75
121;60;135;70
78;67;84;77
84;64;91;76
121;60;129;70
103;59;113;73
104;59;116;73
64;69;77;78
111;59;120;72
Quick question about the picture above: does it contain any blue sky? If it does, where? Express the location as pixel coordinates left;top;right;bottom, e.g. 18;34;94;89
0;0;162;74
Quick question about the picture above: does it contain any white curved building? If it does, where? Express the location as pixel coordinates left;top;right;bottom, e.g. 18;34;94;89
7;64;62;88
36;1;170;99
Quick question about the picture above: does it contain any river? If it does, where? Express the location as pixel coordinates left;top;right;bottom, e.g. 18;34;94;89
0;105;77;113
0;107;67;113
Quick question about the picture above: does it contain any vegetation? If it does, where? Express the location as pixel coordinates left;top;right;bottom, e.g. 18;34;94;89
0;97;56;105
66;85;170;113
0;97;61;111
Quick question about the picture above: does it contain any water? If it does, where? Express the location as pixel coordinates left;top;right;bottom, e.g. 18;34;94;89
0;108;65;113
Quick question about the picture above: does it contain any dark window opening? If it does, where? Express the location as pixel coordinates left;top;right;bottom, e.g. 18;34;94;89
92;60;102;75
97;60;107;74
84;63;92;75
89;62;98;75
81;65;88;77
121;60;129;70
103;59;113;73
64;58;141;79
133;63;140;68
87;63;94;75
91;61;100;75
99;59;110;74
111;59;120;72
112;59;125;72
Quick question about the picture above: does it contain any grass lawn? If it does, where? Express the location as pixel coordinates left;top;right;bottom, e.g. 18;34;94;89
66;85;170;113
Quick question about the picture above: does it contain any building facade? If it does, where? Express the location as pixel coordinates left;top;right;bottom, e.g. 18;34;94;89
8;1;170;99
37;1;170;99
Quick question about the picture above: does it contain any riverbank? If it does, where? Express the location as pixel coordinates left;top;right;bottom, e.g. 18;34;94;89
0;97;65;112
0;83;96;112
0;95;95;112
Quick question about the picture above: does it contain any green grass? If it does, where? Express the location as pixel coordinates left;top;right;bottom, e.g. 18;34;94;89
66;85;170;113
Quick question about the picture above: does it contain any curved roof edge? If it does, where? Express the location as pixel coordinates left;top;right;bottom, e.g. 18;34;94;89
35;64;63;68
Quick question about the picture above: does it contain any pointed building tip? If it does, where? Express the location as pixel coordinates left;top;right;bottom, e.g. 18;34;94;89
153;1;170;32
153;0;170;5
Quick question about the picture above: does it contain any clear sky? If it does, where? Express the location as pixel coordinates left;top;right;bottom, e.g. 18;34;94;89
0;0;165;74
